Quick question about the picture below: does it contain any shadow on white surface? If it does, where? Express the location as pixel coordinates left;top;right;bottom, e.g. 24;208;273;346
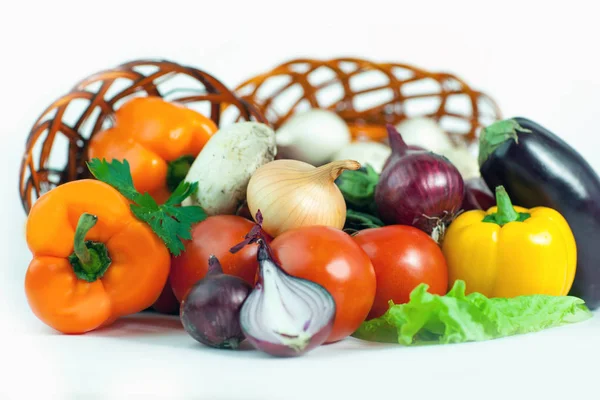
90;314;185;338
78;311;405;359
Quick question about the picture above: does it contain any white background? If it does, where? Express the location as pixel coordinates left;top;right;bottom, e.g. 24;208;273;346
2;1;600;399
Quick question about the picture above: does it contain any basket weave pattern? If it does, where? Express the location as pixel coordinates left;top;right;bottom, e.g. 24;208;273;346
235;58;501;143
19;59;266;213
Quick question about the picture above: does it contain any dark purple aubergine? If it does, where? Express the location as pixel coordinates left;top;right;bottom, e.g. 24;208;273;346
180;256;252;349
375;125;465;240
479;117;600;309
462;177;495;211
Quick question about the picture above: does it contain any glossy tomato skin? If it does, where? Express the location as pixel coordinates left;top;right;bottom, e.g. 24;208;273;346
271;226;376;343
354;225;448;320
152;278;180;315
170;216;261;301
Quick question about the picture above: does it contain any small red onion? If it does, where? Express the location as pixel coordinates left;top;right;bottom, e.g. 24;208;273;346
180;255;252;349
382;143;425;172
462;177;495;211
375;125;465;241
231;211;336;357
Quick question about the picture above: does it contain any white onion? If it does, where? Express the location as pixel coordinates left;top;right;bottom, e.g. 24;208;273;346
441;144;481;180
330;141;391;173
275;109;351;166
395;117;480;179
395;117;454;154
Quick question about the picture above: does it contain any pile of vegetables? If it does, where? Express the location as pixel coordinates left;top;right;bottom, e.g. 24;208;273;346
22;96;599;358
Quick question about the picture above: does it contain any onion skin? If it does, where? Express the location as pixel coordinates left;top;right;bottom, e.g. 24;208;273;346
271;225;376;343
242;313;333;358
237;237;336;357
381;144;425;172
462;177;495;211
180;256;251;349
246;159;361;237
375;125;465;237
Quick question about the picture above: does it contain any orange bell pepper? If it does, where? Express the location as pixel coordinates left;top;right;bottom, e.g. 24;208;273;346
88;96;218;204
24;159;205;334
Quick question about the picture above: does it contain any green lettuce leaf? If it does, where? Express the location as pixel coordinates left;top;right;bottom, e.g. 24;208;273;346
353;280;593;345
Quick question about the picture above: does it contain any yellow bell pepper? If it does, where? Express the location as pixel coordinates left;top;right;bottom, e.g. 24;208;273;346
442;186;577;297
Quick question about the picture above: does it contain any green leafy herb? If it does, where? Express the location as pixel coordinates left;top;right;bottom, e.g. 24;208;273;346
335;164;380;211
353;280;592;345
336;164;383;232
87;158;206;256
344;209;384;233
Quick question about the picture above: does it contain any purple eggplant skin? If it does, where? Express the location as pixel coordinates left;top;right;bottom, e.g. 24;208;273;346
462;177;495;211
180;262;252;349
479;117;600;309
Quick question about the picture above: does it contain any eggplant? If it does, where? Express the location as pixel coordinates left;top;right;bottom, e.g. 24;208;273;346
478;117;600;308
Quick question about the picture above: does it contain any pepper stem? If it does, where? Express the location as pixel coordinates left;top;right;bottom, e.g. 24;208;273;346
482;186;531;225
494;186;519;224
166;155;196;192
68;213;112;282
73;213;97;266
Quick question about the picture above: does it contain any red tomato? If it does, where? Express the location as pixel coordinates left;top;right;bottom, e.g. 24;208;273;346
271;226;376;343
170;215;260;301
353;225;448;319
152;278;179;315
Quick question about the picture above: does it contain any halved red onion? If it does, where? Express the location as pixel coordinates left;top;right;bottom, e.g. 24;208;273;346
238;238;336;357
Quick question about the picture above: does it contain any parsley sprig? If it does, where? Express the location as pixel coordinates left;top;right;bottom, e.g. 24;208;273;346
87;158;206;256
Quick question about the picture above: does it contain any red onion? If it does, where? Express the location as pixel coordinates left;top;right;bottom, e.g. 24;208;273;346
375;125;465;241
382;143;425;172
180;255;252;349
231;212;336;357
462;177;495;211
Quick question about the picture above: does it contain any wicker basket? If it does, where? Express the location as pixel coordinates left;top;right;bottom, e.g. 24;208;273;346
18;59;267;214
235;57;501;145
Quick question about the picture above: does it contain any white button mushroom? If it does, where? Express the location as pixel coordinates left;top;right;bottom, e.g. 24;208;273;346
182;122;277;216
330;141;391;173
